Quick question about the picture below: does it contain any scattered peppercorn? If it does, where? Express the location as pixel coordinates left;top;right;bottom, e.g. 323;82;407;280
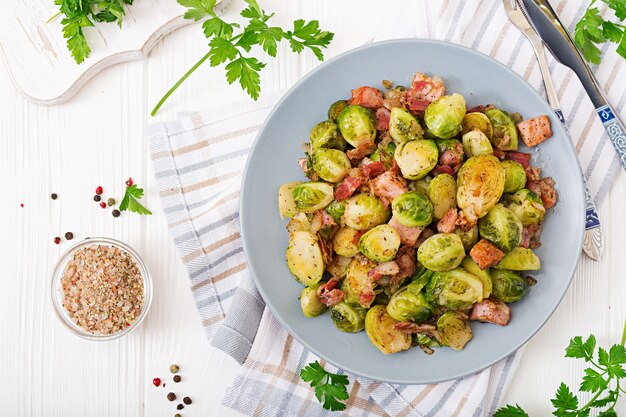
51;193;58;200
167;392;176;402
152;378;161;387
125;178;134;187
177;404;184;410
173;375;181;383
170;364;180;374
183;397;192;405
99;202;106;209
54;237;61;244
107;198;116;206
112;209;121;218
20;203;24;208
163;383;166;388
65;232;74;240
95;186;103;195
175;414;181;417
93;195;101;202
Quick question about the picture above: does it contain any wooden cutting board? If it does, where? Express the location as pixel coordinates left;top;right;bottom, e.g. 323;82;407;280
0;1;212;105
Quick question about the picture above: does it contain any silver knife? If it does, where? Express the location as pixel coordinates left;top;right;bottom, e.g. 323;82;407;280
503;0;603;260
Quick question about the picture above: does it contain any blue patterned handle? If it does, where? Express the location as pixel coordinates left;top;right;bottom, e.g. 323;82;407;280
597;105;626;172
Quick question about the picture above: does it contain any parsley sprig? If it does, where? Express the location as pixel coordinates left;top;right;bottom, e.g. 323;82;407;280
495;320;626;417
300;361;349;411
53;0;134;64
574;0;626;64
151;0;334;115
119;184;152;215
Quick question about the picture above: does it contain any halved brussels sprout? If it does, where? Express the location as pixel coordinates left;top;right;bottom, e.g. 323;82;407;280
370;142;397;170
424;93;467;139
332;226;362;258
494;247;541;270
408;266;435;294
391;191;434;227
343;193;391;230
478;203;523;253
278;181;302;218
342;258;377;307
437;311;473;350
292;182;334;213
328;100;348;122
358;224;401;262
417;233;466;272
388;107;424;143
428;173;457;220
457;155;506;223
365;305;412;354
286;212;311;234
330;301;367;333
454;225;479;252
425;268;483;310
325;200;345;224
491;269;529;303
505;189;546;226
462;130;493;157
436;138;463;155
502;160;527;194
394;139;439;180
485;108;519;150
310;120;347;151
462;112;493;139
337;105;377;148
461;256;492;298
286;231;324;286
312;149;351;183
300;285;327;318
386;286;432;323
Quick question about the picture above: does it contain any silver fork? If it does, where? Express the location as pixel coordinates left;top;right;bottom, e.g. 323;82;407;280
502;0;603;261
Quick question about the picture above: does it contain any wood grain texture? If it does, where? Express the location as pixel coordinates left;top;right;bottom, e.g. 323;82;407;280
0;1;624;416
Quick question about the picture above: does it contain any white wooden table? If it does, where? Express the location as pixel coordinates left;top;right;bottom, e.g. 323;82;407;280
1;1;625;416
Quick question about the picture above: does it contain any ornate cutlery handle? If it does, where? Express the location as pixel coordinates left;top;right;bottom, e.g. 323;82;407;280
596;104;626;172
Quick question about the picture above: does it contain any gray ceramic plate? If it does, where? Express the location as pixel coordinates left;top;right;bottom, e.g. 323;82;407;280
240;39;584;384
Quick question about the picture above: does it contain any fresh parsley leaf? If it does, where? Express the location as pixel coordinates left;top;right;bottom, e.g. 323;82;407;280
580;368;608;392
607;344;626;377
225;57;265;100
208;37;238;66
300;361;349;411
566;335;595;361
602;21;623;42
617;31;626;60
119;184;152;215
492;404;529;417
590;390;617;408
598;410;618;417
574;7;607;64
177;0;216;20
203;17;235;39
602;0;626;20
285;19;334;61
551;382;579;411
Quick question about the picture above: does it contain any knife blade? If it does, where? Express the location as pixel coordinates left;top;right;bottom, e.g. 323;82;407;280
521;0;626;176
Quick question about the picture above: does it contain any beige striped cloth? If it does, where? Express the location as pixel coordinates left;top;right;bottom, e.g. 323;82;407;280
147;1;625;415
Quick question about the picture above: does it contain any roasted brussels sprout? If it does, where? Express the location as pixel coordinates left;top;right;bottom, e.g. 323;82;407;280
462;112;493;139
365;305;412;354
311;149;351;183
386;286;432;323
337;105;377;148
343;193;391;230
491;269;529;303
342;258;377;307
417;233;466;272
286;231;324;286
391;191;434;227
462;130;493;157
494;247;541;271
456;155;506;223
278;181;302;218
424;93;467;139
388;107;425;143
370;142;397;170
286;212;311;233
454;225;479;252
437;311;473;350
292;182;334;213
333;227;361;257
325;200;345;224
413;333;442;348
428;173;457;220
412;176;432;194
426;268;483;310
505;189;546;226
435;138;463;155
300;285;327;318
502;160;527;194
408;266;435;294
326;255;352;279
394;139;439;180
330;301;366;333
328;100;348;122
310;120;346;151
461;256;492;298
358;224;401;262
485;108;518;151
478;203;523;253
383;85;406;108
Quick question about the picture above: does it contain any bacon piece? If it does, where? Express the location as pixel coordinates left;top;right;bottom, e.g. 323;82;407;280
394;322;437;334
361;161;386;179
525;165;541;182
376;107;391;131
368;261;400;282
432;164;455;176
527;177;557;209
517;115;553;147
388;216;423;246
492;148;505;159
469;239;506;270
372;170;409;205
316;278;345;307
334;176;363;202
349;86;384;109
439;143;464;167
437;208;458;233
455;211;477;231
403;73;446;112
347;141;377;164
297;158;308;173
521;224;542;249
470;298;511;326
359;287;376;308
395;246;417;280
467;105;486;114
505;151;531;169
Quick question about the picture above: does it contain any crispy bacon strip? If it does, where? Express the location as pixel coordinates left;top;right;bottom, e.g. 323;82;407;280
517;115;553;147
376;107;391;131
334;176;363;202
470;239;505;270
437;208;458;233
316;278;345;307
470;298;511;326
349;86;384;109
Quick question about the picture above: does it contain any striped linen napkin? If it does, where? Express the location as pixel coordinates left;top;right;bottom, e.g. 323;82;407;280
147;1;625;415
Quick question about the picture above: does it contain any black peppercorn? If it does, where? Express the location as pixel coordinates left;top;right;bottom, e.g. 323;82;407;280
167;392;176;401
177;404;184;410
51;193;58;200
112;209;121;218
173;375;181;383
65;232;74;240
93;195;101;202
183;397;192;405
